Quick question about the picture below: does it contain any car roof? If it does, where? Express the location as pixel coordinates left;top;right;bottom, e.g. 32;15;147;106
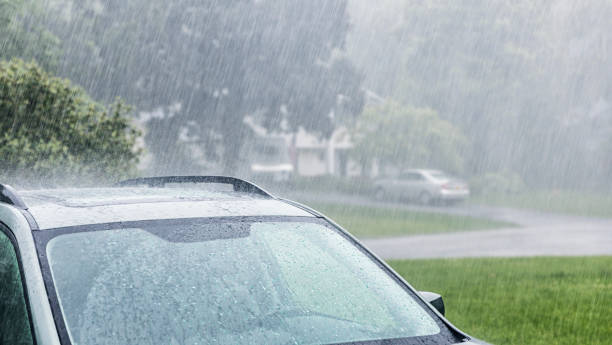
12;185;314;230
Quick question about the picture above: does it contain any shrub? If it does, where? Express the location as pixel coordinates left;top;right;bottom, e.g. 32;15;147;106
0;59;141;185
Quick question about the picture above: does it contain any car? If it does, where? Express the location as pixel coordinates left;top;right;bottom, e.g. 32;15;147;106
374;169;470;205
0;176;488;345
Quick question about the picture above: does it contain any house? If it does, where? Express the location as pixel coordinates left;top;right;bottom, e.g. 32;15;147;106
291;127;361;177
246;89;384;177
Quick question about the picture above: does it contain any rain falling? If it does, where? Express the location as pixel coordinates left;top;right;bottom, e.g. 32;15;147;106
0;1;611;344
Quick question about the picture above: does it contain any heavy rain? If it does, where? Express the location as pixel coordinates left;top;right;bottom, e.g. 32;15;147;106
0;1;611;344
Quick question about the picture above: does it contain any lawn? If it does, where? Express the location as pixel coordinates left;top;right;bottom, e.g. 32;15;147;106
472;190;612;218
389;257;612;345
303;202;515;238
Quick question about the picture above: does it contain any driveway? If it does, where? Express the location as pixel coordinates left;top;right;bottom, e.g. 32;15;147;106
287;191;612;259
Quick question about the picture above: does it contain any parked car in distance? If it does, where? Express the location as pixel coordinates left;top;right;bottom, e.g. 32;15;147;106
0;176;488;345
374;169;470;205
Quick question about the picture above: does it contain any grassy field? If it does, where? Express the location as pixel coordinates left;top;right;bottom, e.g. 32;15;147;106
304;202;516;238
389;257;612;345
472;190;612;218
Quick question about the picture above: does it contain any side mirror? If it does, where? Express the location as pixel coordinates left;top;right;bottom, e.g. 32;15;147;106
419;291;445;316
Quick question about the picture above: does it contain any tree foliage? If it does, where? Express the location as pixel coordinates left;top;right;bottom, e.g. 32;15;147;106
348;0;612;189
352;102;468;175
44;0;364;173
0;59;141;184
0;0;60;71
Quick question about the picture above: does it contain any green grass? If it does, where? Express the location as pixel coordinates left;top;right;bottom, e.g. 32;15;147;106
389;257;612;345
304;202;516;238
472;190;612;218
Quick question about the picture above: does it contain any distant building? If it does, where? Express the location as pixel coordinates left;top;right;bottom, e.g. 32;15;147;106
290;89;384;177
292;127;360;176
245;89;384;177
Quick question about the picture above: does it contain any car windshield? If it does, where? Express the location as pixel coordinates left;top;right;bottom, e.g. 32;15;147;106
41;218;442;345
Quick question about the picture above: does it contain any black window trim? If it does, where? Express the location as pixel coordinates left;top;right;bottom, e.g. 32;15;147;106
33;215;464;345
0;221;38;345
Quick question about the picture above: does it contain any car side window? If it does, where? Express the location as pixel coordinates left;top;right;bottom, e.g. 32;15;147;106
400;172;423;181
0;228;34;345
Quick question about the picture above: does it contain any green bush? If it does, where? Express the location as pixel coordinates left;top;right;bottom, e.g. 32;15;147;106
0;59;141;185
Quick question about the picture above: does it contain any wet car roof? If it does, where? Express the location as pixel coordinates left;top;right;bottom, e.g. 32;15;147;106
19;187;314;230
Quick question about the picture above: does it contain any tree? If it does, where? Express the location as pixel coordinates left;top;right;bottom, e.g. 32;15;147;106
0;0;60;71
43;0;364;173
348;0;612;189
351;101;468;175
0;59;141;185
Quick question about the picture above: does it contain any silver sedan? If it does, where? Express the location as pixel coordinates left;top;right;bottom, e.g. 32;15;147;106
374;169;470;205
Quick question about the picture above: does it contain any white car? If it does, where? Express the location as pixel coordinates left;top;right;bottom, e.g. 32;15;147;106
374;169;470;205
0;176;487;345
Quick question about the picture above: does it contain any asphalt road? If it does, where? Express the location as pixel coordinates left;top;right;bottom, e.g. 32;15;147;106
287;191;612;259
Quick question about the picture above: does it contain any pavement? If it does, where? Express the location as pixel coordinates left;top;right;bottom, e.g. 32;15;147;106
286;191;612;259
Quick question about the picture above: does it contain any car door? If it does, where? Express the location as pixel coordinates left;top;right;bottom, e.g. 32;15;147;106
412;172;432;198
397;172;425;200
376;176;402;199
0;225;35;345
